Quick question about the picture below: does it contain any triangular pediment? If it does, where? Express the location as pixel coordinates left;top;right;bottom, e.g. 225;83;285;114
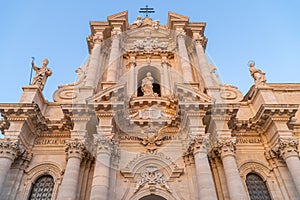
107;10;128;30
167;12;189;29
107;10;128;21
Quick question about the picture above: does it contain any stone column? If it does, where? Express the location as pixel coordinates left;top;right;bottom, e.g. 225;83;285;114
190;135;217;200
57;139;84;200
128;55;136;96
193;38;215;88
106;28;121;82
90;136;113;200
86;34;103;87
161;55;171;96
215;138;248;200
177;31;193;82
272;138;300;195
0;139;18;191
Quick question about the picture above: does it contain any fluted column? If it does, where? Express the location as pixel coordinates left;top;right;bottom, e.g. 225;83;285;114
106;28;121;82
272;138;300;195
161;55;171;96
57;139;85;200
215;138;247;200
0;139;18;191
86;34;103;87
90;136;113;200
177;31;193;82
189;135;217;200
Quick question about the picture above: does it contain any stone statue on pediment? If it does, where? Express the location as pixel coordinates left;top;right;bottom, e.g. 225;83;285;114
133;16;143;27
31;58;52;90
248;61;266;86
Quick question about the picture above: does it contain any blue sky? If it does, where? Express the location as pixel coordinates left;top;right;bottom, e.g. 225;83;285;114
0;1;299;102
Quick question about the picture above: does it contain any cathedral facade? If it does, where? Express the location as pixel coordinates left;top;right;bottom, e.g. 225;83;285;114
0;11;300;200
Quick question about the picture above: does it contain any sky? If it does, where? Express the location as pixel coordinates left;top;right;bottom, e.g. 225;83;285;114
0;1;299;103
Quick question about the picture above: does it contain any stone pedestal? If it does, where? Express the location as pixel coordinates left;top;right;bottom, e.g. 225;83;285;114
90;137;113;200
57;140;84;200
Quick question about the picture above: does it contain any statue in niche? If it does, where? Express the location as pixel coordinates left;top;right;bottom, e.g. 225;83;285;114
248;61;266;86
141;72;156;97
31;58;52;90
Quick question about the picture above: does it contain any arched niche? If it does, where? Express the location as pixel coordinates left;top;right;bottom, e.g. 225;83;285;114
137;66;161;97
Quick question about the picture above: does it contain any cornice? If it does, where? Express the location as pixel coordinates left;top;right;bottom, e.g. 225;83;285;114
229;104;299;131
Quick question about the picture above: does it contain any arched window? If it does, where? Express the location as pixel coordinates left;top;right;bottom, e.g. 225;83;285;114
29;175;54;200
246;173;271;200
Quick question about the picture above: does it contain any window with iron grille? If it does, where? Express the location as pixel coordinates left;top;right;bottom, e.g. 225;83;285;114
246;173;271;200
28;175;54;200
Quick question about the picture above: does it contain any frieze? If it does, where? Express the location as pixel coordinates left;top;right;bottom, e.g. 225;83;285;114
34;138;67;145
236;137;263;144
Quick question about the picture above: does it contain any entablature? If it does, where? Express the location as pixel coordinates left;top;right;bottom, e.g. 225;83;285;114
229;104;299;132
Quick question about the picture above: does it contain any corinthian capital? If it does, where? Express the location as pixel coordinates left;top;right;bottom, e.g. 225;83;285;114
65;139;86;159
187;134;210;155
0;138;20;160
214;137;236;158
94;136;114;155
271;138;299;159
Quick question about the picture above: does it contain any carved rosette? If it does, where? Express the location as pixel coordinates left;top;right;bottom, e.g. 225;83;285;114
0;138;21;160
65;139;86;160
271;138;299;160
213;137;236;158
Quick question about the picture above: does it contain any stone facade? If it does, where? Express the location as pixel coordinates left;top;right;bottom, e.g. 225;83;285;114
0;11;300;200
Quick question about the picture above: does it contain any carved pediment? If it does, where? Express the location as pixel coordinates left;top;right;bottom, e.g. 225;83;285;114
175;83;213;103
87;83;126;106
167;12;189;30
107;10;128;30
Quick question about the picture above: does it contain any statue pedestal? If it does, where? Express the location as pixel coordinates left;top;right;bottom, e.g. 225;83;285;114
19;85;46;110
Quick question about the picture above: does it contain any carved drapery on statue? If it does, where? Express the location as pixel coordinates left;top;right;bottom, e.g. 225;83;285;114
142;72;157;97
31;59;52;91
248;61;266;86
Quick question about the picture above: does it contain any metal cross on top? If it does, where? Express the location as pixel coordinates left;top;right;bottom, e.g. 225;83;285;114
139;5;155;17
